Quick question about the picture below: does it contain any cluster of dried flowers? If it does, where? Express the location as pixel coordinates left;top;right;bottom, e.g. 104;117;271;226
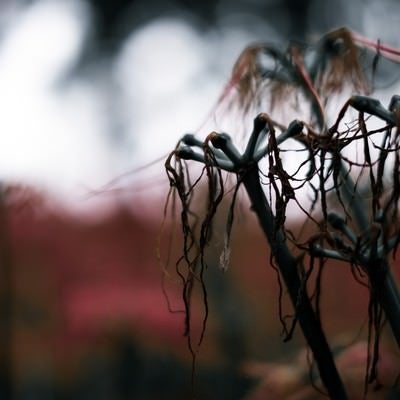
163;28;400;398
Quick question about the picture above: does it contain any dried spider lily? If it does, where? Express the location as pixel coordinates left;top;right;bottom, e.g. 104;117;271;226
163;27;400;399
219;28;381;129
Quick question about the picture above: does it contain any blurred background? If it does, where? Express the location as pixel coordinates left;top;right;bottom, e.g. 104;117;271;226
0;0;400;399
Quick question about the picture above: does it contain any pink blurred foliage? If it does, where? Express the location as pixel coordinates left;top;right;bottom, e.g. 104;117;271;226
64;281;182;340
3;184;191;373
4;183;400;394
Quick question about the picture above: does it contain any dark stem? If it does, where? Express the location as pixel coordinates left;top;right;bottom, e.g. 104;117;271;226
340;164;400;346
375;261;400;347
241;166;348;400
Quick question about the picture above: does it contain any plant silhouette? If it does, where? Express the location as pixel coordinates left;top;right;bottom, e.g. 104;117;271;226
163;28;400;399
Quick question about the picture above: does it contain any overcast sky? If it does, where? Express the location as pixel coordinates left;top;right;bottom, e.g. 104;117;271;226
0;0;399;208
0;1;275;202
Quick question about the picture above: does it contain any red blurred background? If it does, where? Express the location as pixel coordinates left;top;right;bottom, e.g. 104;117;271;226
1;183;398;399
1;1;400;399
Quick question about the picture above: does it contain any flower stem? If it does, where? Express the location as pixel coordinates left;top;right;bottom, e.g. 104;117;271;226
241;166;348;400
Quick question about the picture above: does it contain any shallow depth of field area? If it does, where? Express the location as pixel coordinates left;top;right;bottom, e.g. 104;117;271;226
1;1;400;400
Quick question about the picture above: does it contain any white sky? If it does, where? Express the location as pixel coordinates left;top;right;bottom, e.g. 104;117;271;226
0;0;399;212
0;0;112;197
0;0;275;205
